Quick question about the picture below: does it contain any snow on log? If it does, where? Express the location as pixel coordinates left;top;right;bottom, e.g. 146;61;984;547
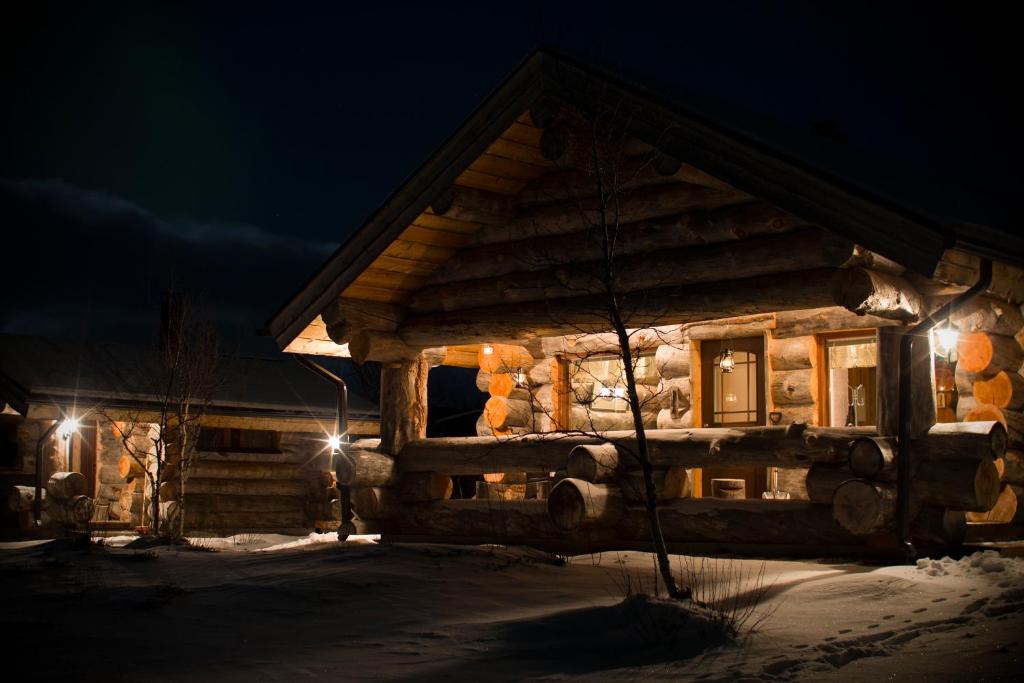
920;421;1007;460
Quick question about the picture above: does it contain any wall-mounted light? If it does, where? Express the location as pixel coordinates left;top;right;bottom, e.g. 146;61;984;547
326;434;343;452
719;349;735;373
58;417;81;440
482;344;494;356
934;320;960;359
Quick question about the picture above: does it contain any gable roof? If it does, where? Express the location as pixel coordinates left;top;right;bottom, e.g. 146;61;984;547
266;47;1022;352
0;334;379;420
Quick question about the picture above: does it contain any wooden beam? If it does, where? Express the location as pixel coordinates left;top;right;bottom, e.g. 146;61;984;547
830;267;923;320
398;268;840;347
472;182;748;245
408;228;857;314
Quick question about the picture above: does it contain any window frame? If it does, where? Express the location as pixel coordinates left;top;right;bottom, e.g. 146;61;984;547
815;329;879;428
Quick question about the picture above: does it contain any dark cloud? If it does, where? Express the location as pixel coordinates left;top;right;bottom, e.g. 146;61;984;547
0;178;335;349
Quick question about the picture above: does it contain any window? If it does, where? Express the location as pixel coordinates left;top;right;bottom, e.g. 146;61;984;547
823;333;878;427
570;353;657;412
700;336;766;427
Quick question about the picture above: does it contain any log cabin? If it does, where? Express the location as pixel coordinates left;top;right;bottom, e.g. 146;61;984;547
266;49;1024;558
0;334;379;538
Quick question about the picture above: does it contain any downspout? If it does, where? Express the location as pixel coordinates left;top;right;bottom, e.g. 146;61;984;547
897;258;992;558
34;419;62;526
295;356;352;534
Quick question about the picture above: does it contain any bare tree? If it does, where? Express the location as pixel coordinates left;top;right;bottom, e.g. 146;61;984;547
102;294;221;538
503;97;698;599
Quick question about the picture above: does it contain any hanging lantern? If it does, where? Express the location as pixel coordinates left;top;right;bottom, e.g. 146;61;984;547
719;349;735;373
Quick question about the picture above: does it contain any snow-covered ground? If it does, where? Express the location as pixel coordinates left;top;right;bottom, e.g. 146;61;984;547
0;535;1020;681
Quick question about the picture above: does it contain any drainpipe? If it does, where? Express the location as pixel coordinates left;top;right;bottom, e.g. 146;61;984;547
295;356;352;534
897;259;992;558
34;419;62;526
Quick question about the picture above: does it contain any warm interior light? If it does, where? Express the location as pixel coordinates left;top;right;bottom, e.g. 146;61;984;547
935;325;960;358
58;417;81;440
613;387;626;399
597;386;612;398
719;349;735;373
326;434;343;451
725;392;738;404
482;344;494;356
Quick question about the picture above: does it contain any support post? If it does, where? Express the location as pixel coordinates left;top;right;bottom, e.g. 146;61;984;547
380;355;429;456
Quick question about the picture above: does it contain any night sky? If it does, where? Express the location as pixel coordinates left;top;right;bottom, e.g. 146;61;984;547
2;2;1017;354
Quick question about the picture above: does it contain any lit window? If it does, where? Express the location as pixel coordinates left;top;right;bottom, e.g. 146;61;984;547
571;353;656;412
824;334;878;427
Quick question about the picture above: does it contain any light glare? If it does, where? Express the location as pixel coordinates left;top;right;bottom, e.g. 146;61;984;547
327;434;343;451
935;327;960;357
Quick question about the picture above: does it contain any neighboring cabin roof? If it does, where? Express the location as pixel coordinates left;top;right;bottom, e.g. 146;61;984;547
266;47;1023;352
0;334;378;420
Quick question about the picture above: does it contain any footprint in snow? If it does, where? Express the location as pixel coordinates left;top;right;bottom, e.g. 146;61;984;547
912;607;927;613
867;624;879;629
882;614;894;620
838;629;852;634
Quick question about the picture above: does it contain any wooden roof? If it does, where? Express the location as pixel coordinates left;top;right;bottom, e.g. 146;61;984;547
269;48;1019;357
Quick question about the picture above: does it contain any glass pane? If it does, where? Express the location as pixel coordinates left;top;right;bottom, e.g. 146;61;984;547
826;336;878;426
714;350;757;424
573;352;655;413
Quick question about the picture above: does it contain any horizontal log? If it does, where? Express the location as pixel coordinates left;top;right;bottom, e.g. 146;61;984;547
974;371;1024;411
951;295;1024;336
1005;450;1024;484
770;368;815;406
392;499;570;539
397;472;453;502
768;336;814;371
833;479;896;535
474;481;527;501
320;298;405;332
428;202;807;286
848;437;896;479
657;376;691;410
657;408;693;429
160;477;311;499
954;365;975;396
548;479;625;530
569;406;658;432
399;425;874;476
177;494;305;513
335;447;397;488
8;485;44;512
47;472;87;499
174;509;308;530
773;306;901;339
484;396;534;431
682;313;776;341
830;267;922;320
399;268;840;347
408;228;857;314
349;330;421;364
654;344;690;379
472;182;747;245
429;185;514;225
963;405;1024;446
351;487;399;520
118;456;146;480
915;459;1001;512
805;464;856;504
616;498;860;546
183;460;305;480
957;332;1024;377
966;484;1022;524
919;421;1006;460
